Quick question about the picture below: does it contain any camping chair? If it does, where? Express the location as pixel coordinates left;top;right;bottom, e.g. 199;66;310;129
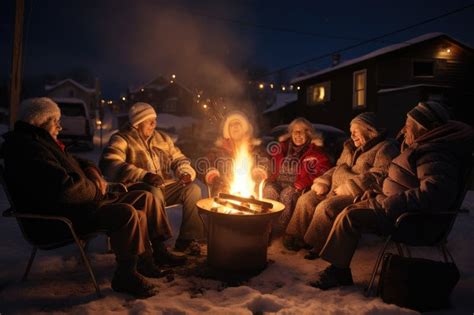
365;154;474;297
0;165;102;298
105;180;185;251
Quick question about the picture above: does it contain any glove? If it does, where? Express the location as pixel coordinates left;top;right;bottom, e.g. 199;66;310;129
311;182;329;195
143;172;165;187
180;173;193;185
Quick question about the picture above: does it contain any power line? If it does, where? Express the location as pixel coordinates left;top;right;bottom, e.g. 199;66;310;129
258;2;474;79
161;2;402;44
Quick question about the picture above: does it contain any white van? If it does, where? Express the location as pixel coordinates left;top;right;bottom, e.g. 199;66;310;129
52;97;94;150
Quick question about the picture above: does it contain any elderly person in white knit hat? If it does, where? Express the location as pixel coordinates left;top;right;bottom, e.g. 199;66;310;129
284;112;399;256
2;97;181;298
100;102;204;256
202;111;268;197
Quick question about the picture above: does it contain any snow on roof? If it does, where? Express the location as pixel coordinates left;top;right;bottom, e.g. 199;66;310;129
129;76;193;95
291;33;448;84
45;79;95;93
263;93;297;114
378;84;452;94
49;97;87;104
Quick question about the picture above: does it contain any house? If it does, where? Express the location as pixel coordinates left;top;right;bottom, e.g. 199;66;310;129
262;92;298;130
126;76;197;117
45;78;100;116
289;33;474;136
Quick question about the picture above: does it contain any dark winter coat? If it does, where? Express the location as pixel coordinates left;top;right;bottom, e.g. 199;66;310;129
380;120;474;220
1;121;117;242
314;134;399;197
268;136;332;191
99;124;195;184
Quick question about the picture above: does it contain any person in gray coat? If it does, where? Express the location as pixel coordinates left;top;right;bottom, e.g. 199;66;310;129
310;101;474;290
284;112;399;254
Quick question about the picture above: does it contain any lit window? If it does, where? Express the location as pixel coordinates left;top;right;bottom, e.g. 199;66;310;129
353;69;367;108
307;81;331;105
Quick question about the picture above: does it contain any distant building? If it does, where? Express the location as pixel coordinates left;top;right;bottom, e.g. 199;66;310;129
262;92;298;130
126;76;197;117
45;78;100;116
288;33;474;136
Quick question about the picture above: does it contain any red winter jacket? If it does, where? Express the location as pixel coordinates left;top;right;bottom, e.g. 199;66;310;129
269;139;332;191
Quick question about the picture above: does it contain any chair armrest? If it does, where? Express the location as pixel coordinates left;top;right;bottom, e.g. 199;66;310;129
395;211;456;228
3;208;74;229
392;211;458;246
107;182;128;193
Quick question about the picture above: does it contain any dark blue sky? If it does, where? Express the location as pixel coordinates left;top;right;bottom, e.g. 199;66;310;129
2;0;474;98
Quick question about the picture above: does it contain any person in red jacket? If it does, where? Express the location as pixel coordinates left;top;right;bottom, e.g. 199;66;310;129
264;118;332;236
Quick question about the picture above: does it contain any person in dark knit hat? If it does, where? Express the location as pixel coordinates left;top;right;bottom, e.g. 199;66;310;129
310;101;474;291
284;112;399;255
100;102;204;256
2;97;178;298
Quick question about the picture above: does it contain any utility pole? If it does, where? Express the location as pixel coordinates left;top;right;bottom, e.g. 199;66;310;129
9;0;25;129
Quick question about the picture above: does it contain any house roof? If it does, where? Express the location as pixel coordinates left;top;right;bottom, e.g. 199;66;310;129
129;75;193;94
263;92;297;114
291;33;471;84
45;79;95;93
377;84;452;94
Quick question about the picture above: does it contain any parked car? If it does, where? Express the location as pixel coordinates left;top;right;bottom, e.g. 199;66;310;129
52;97;94;150
261;123;347;163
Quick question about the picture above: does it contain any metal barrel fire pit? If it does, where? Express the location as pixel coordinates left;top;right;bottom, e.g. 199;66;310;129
197;196;284;272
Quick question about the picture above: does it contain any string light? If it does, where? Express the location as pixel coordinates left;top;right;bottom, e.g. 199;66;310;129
258;83;264;89
297;86;301;90
172;74;176;79
121;96;126;101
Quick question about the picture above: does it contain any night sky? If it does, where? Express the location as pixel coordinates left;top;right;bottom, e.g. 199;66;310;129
1;0;474;99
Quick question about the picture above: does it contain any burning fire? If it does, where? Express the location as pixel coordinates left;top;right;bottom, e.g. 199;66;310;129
229;142;256;198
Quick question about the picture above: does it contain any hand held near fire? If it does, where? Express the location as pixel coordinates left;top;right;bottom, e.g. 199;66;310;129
312;182;329;195
143;172;165;187
84;167;107;196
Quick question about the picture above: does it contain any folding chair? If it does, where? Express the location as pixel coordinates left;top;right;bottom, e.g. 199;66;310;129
365;154;474;297
0;165;102;298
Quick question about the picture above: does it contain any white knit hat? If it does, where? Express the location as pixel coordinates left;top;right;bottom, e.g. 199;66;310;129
19;97;61;127
129;102;157;126
222;112;252;139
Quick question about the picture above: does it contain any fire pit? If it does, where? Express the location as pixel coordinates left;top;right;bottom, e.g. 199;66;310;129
197;193;284;272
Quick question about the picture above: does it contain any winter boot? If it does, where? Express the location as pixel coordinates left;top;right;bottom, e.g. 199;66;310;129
309;264;354;290
174;239;201;256
111;256;157;298
137;253;174;278
304;248;320;260
153;241;187;267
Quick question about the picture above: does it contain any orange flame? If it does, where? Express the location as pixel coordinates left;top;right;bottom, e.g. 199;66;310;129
229;142;256;198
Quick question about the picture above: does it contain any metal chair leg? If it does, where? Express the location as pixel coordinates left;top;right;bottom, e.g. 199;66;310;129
74;237;102;298
365;236;391;297
404;245;412;258
22;247;37;281
395;243;404;256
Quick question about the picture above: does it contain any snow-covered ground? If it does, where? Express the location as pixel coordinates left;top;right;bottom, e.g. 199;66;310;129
0;126;473;314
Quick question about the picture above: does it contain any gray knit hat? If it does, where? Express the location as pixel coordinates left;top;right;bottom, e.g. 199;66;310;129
350;112;377;132
19;97;61;127
129;102;157;126
407;101;449;130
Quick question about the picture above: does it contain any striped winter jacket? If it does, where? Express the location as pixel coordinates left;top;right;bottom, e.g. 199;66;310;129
99;125;195;184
